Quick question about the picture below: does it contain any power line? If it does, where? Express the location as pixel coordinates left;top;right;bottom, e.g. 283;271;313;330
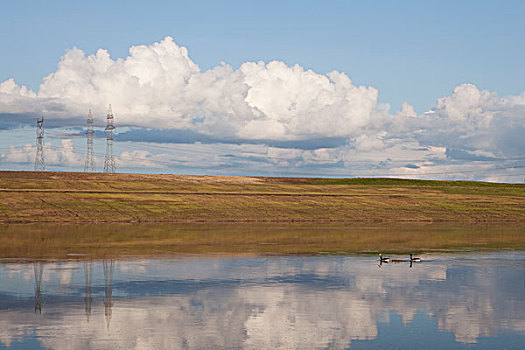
489;173;525;177
1;131;524;165
127;141;525;164
2;132;524;180
120;138;525;162
5;141;525;171
2;143;523;178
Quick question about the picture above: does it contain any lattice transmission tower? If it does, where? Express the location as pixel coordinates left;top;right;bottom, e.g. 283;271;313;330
103;259;115;330
83;259;94;322
103;105;116;173
84;109;95;172
34;117;45;171
34;261;44;314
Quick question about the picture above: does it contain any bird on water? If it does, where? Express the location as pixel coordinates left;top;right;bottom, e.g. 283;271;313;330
379;254;390;263
410;253;421;262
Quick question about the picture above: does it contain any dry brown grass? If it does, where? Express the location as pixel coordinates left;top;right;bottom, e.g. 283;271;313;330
0;170;523;223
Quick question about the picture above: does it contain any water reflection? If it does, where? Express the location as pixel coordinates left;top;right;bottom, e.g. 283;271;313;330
103;259;114;330
83;259;93;322
33;261;44;314
0;253;524;349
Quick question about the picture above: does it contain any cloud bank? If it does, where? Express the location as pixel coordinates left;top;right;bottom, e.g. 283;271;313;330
0;37;378;141
0;37;523;179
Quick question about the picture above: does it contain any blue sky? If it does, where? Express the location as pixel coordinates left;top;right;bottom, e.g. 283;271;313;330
2;0;524;112
0;1;524;181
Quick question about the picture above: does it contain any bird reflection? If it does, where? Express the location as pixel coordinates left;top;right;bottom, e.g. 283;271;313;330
379;254;390;267
410;254;421;262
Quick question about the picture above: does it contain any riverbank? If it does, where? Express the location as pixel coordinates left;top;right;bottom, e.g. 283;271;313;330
0;171;523;223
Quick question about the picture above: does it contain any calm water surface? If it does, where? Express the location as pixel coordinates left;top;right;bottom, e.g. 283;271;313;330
1;251;524;349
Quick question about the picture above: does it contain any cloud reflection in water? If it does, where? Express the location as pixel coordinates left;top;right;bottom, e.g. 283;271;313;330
0;253;524;349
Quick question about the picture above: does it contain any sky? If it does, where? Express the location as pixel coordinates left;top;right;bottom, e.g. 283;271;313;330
0;0;524;181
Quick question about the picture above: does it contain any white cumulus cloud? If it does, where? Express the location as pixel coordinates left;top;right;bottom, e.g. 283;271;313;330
0;139;83;168
0;37;379;141
0;37;524;180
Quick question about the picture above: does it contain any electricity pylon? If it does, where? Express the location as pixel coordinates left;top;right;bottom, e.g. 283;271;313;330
84;259;94;322
84;110;95;172
34;261;44;313
34;117;45;171
103;105;116;173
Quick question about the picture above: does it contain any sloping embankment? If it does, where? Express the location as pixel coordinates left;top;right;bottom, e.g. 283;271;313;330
0;171;523;223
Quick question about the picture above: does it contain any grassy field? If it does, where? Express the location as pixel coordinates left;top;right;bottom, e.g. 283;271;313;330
0;171;524;223
1;222;524;259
